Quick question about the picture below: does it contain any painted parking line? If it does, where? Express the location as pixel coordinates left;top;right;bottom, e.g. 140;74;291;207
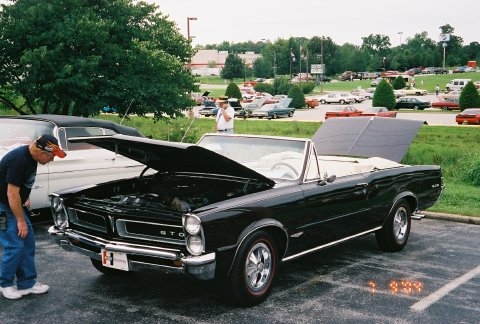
411;264;480;311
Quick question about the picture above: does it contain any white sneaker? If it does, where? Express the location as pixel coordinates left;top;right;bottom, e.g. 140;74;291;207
18;283;49;296
1;286;22;299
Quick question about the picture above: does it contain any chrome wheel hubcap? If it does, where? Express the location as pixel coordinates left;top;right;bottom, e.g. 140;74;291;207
245;242;272;292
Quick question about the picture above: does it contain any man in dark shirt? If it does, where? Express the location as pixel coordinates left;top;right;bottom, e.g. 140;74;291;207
0;135;66;299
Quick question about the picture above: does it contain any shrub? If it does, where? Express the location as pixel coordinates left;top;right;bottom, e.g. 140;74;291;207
459;81;480;109
254;83;274;95
372;79;396;109
225;82;242;99
392;76;406;90
274;76;292;95
300;82;315;94
288;85;306;109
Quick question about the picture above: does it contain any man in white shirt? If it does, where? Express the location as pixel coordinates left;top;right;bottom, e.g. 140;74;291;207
216;102;235;133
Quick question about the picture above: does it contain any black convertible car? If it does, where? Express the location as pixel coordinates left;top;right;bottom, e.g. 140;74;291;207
48;118;443;306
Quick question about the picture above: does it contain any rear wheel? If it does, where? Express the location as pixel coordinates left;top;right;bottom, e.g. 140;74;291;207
339;99;345;104
375;199;411;252
288;111;293;117
224;231;278;306
413;106;419;110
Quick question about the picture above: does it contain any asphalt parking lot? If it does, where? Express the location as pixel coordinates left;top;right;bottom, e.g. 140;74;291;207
1;217;478;324
192;94;462;126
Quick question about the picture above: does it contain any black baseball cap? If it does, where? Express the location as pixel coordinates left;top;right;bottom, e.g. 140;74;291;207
35;135;67;158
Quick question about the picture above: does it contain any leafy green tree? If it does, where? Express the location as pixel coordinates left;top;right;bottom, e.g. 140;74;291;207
372;80;396;109
0;0;197;118
288;85;305;109
221;53;244;80
225;82;242;100
392;76;406;90
459;81;480;109
254;83;274;95
252;57;273;78
274;76;292;95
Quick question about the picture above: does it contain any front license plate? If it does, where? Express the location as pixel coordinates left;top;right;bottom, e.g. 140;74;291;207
101;249;129;271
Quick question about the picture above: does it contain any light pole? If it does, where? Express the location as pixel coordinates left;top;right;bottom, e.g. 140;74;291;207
186;17;197;71
398;32;403;45
187;17;197;41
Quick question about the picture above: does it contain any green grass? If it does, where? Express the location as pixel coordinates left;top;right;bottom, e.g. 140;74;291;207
197;72;480;95
96;115;480;217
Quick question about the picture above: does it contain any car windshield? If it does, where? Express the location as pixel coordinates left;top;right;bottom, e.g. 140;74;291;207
197;135;307;180
0;119;55;149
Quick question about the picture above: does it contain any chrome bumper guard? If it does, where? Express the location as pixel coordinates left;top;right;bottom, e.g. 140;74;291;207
48;226;215;280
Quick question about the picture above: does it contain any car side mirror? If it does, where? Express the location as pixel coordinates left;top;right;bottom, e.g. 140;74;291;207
318;172;336;186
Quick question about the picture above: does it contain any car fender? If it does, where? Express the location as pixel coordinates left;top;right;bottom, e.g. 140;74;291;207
225;218;289;276
381;191;418;227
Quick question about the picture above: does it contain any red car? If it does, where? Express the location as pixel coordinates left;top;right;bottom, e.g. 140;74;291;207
305;97;319;108
360;107;397;118
431;98;460;111
325;105;362;119
456;108;480;125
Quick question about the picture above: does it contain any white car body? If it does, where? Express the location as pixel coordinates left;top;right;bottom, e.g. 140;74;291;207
317;93;356;104
0;115;148;210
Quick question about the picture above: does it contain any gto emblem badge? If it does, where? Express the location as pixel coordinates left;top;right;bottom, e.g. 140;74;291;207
159;230;184;238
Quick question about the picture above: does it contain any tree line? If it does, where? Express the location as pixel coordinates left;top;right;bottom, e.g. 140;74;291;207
206;25;480;79
1;0;479;117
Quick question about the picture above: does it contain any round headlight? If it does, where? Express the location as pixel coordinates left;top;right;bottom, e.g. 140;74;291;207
51;196;64;213
184;214;201;235
187;235;204;255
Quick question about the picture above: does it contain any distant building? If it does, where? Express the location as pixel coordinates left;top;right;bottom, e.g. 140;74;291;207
190;50;261;76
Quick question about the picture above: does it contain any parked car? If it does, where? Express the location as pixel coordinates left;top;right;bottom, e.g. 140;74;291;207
325;105;363;119
305;97;319;108
445;79;471;92
433;67;449;74
456;108;480;125
394;97;431;110
48;119;443;306
0;115;146;210
360;107;397;118
431;98;460;111
351;89;373;99
439;89;462;100
401;87;428;96
371;77;384;87
452;66;467;73
317;93;356;105
240;97;268;117
214;98;245;118
393;89;407;98
191;91;211;105
250;98;294;119
421;67;435;74
198;100;218;117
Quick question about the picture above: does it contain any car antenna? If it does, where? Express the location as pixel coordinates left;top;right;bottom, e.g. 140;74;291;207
120;99;135;125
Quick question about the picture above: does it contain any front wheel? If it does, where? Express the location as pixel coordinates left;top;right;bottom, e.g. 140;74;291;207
375;199;411;252
224;231;278;306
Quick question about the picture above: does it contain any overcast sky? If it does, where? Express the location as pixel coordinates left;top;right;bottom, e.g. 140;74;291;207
149;0;479;46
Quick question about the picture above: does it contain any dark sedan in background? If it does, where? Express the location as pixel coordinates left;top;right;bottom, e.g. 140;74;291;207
48;118;443;307
394;97;431;110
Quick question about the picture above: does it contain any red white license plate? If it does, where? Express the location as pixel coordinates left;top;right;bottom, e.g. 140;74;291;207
101;249;129;271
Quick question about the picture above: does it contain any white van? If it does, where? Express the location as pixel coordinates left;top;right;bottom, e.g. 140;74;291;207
445;79;471;92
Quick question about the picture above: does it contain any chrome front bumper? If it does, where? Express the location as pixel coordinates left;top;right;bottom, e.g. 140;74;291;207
48;226;216;280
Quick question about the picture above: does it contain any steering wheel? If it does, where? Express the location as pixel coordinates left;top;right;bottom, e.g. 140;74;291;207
271;162;299;177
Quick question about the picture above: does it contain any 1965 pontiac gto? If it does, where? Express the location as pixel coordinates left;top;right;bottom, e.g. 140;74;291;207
48;118;444;306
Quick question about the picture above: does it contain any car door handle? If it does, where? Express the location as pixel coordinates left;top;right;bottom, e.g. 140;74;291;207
356;182;368;188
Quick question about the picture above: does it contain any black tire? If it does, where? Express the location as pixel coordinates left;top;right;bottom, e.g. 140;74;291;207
375;199;411;252
90;258;130;276
272;113;277;119
413;106;419;110
339;99;345;104
288;111;293;117
320;100;326;104
225;231;278;307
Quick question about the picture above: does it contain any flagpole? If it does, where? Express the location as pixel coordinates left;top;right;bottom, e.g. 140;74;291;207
290;48;293;80
299;45;302;86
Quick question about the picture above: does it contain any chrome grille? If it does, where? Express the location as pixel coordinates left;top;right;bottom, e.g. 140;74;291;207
68;208;108;233
116;219;185;245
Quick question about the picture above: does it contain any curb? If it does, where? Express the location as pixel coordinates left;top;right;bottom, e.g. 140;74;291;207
422;211;480;225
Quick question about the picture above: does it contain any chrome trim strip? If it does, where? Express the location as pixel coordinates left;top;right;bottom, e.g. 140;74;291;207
282;226;382;261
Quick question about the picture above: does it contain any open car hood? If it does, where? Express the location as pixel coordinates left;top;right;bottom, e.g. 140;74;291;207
69;134;275;187
312;117;424;163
